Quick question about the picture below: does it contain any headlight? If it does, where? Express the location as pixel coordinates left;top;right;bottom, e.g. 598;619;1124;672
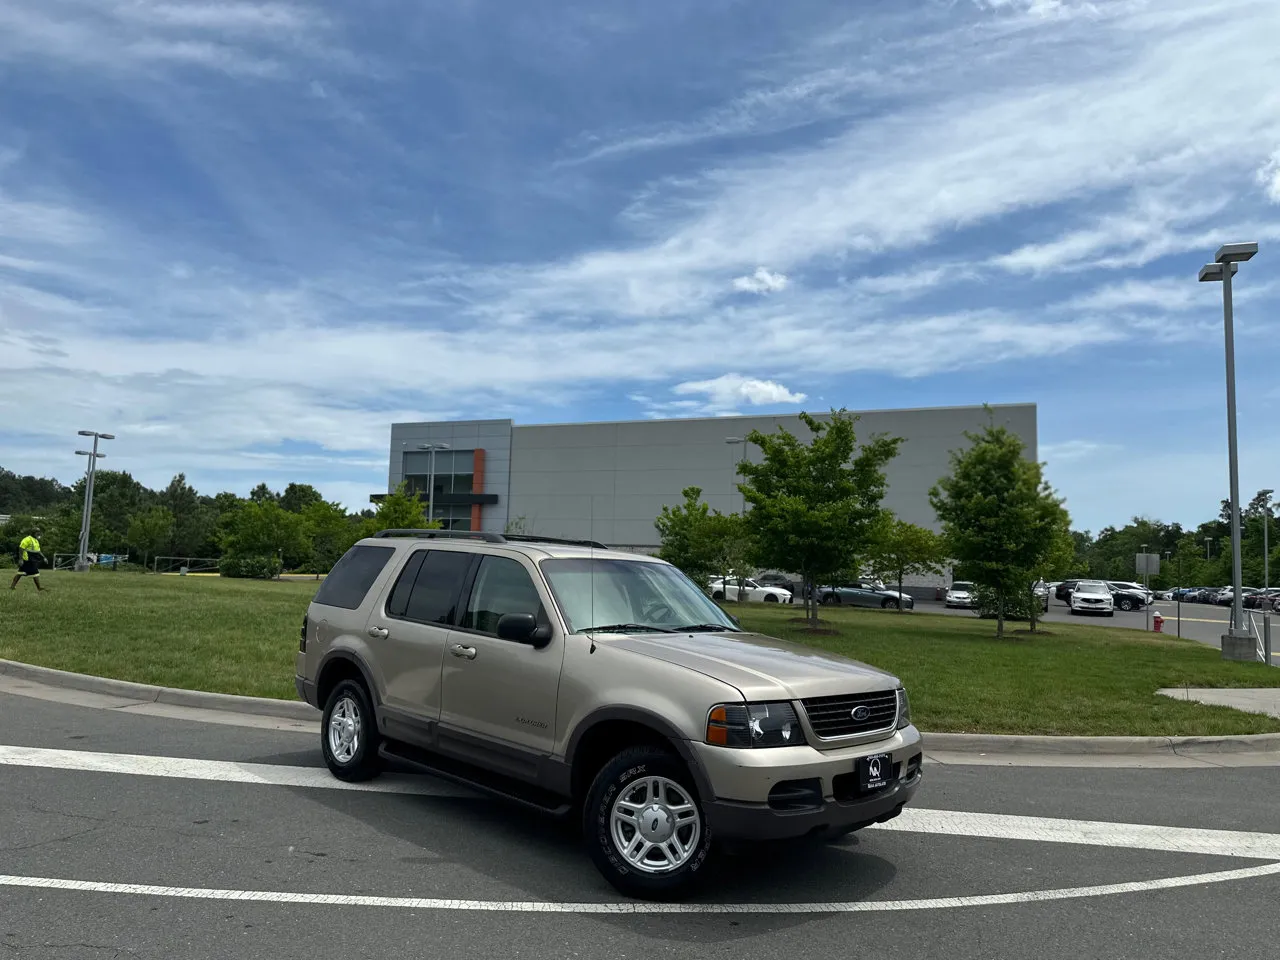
896;687;912;729
706;702;807;748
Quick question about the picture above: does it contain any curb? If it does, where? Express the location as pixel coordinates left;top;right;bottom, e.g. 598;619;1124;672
0;659;319;722
4;658;1280;755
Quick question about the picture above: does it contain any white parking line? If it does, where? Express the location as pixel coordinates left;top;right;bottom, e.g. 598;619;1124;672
2;863;1279;914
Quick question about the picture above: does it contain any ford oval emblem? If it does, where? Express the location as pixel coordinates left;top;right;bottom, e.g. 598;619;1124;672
852;705;871;721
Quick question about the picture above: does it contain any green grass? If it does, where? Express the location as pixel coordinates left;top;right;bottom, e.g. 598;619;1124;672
4;572;1279;735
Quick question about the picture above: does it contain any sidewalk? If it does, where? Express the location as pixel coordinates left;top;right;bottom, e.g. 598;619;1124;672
1157;687;1280;719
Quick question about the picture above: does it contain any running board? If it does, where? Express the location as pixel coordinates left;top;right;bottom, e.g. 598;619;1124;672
378;741;572;817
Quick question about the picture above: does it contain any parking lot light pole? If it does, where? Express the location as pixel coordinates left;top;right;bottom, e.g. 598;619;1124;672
1205;537;1214;561
74;430;114;572
417;443;450;527
1262;490;1273;592
1199;241;1259;659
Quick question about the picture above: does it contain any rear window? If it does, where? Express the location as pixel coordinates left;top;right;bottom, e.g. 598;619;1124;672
312;545;396;610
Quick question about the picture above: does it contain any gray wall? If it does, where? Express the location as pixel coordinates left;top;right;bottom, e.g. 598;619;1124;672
504;404;1036;548
387;419;512;534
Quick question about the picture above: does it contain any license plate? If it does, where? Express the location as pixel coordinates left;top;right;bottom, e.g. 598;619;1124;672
858;753;892;792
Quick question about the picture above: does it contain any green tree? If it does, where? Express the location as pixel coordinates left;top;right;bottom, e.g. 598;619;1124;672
738;409;902;626
303;500;357;576
127;506;175;571
654;486;730;590
930;418;1071;638
160;473;214;557
249;483;280;505
867;519;945;614
219;500;311;571
360;482;438;537
280;483;324;514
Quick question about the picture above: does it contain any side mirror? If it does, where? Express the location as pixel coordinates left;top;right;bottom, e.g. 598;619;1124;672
497;612;553;648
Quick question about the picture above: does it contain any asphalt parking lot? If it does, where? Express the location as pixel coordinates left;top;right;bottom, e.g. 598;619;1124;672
3;686;1280;959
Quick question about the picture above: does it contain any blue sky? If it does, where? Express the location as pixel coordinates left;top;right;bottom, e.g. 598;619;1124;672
1;0;1278;532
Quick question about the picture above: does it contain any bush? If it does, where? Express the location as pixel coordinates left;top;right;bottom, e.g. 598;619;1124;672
218;556;282;580
974;584;1040;622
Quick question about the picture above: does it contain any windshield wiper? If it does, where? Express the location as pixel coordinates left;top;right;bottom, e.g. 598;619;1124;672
678;623;739;633
582;623;677;634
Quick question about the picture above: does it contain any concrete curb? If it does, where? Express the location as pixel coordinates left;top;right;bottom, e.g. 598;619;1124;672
4;658;1279;755
0;659;319;722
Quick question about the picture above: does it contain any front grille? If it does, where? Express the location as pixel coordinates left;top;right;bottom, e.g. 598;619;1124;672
801;690;898;739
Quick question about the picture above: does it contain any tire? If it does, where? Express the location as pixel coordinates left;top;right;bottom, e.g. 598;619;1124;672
1069;608;1078;616
763;594;778;603
1118;598;1134;612
583;746;713;900
321;678;383;782
821;594;840;605
882;598;899;609
712;590;725;600
1106;611;1115;617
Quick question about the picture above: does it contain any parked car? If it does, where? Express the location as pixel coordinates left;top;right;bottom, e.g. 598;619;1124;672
945;581;976;608
296;529;922;898
1106;583;1147;612
1244;588;1280;609
817;579;915;610
1214;586;1258;607
754;572;797;595
1069;579;1115;616
1108;580;1154;605
1055;580;1081;603
706;576;793;604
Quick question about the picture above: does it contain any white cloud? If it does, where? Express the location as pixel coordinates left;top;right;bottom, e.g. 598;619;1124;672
1041;440;1118;463
1258;151;1280;203
731;267;789;294
1064;278;1195;313
672;374;807;413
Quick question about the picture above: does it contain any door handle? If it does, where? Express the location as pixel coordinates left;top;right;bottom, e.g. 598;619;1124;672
450;644;478;660
367;625;389;639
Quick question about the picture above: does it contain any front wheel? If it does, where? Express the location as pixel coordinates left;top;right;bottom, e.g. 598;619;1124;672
583;746;713;900
882;598;899;609
711;590;725;600
763;594;778;603
1118;598;1134;612
821;594;840;605
321;679;382;782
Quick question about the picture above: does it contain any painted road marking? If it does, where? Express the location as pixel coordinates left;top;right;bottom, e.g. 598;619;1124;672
6;744;1280;859
2;863;1279;914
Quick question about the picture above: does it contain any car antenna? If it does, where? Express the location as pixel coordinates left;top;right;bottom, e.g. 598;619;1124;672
589;499;597;654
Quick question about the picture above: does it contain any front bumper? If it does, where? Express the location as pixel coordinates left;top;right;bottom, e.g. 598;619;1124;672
692;726;924;841
1071;602;1113;614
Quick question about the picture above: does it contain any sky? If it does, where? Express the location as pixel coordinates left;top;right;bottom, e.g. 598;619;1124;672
1;0;1278;533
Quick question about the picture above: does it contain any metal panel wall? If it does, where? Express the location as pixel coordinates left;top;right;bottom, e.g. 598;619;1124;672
387;419;512;533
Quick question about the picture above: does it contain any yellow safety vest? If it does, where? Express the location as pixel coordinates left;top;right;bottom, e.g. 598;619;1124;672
19;536;40;562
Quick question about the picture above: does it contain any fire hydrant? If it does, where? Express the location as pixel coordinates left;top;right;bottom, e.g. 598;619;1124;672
1153;612;1164;633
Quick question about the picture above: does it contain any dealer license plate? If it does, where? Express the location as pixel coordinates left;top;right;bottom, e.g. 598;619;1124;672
858;753;893;792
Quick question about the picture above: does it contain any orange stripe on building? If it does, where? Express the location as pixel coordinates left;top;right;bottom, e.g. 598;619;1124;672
471;447;486;530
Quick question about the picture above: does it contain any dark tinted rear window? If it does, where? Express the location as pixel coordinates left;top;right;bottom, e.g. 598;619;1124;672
403;550;474;624
312;545;396;610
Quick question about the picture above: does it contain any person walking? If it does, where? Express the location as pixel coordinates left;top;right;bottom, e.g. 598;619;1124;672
10;527;47;591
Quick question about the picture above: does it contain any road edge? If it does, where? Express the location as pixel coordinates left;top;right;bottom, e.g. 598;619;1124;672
4;657;1279;754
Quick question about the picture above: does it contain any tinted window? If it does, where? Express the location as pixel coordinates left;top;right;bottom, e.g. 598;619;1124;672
385;550;428;618
404;551;474;625
463;556;544;636
312;545;396;610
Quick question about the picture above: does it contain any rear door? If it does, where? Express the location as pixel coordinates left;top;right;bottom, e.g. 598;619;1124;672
438;553;564;776
368;548;476;738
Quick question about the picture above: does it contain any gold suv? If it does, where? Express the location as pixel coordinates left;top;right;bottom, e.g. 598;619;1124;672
295;529;923;899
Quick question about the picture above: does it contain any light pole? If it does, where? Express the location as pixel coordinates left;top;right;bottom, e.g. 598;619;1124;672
1199;241;1259;659
1141;542;1151;631
74;430;114;572
1206;537;1214;561
1262;489;1273;592
1166;550;1181;638
417;443;450;527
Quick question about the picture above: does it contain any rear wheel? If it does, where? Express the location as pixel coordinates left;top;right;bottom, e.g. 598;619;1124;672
583;746;713;900
711;590;725;600
821;594;840;605
1118;598;1135;612
321;679;382;782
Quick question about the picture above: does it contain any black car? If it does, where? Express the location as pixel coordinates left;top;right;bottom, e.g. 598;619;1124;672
1107;584;1147;612
1055;580;1080;602
755;572;799;595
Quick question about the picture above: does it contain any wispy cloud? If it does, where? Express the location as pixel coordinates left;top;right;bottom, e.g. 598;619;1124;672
732;267;789;294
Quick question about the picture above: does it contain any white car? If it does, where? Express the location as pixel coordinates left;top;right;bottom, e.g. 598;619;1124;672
945;581;976;608
1069;580;1115;617
706;576;793;604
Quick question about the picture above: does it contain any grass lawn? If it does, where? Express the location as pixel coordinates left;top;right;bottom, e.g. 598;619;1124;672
4;571;1280;736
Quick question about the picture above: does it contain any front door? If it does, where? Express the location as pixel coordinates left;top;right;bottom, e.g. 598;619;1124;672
439;553;564;773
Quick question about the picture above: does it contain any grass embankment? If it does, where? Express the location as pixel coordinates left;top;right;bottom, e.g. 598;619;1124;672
3;572;1279;735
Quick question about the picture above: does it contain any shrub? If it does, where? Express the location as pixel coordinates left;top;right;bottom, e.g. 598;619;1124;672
218;556;282;580
973;584;1039;622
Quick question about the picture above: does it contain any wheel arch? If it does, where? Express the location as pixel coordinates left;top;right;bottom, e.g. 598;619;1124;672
315;650;380;712
565;708;714;806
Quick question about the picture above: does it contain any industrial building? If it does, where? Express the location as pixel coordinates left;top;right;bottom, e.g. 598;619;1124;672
378;404;1037;553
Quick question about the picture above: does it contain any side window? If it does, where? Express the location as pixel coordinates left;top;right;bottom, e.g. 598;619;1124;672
313;545;396;610
385;550;428;618
403;550;475;625
462;556;544;637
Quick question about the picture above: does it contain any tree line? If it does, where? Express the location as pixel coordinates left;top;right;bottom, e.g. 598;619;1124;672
0;469;437;577
653;408;1072;637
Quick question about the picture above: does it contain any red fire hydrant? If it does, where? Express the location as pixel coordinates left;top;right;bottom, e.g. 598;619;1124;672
1152;612;1164;633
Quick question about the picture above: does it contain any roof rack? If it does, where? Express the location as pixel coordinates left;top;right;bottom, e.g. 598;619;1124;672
371;529;610;550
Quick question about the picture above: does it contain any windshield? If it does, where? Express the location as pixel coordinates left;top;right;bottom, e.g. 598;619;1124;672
951;582;974;591
1079;581;1109;592
539;558;740;634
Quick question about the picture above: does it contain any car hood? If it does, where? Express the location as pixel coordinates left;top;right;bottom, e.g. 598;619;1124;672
1074;590;1112;600
609;631;899;701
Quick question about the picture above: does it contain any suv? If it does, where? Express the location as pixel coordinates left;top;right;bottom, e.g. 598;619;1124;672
296;530;922;899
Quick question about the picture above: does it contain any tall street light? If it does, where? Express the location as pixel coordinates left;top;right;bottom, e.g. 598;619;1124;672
1261;489;1273;592
417;443;450;527
1199;241;1259;659
724;437;748;515
74;430;114;572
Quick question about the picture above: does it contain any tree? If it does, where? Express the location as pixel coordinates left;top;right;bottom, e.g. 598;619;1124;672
654;487;731;590
303;500;357;576
360;482;438;537
868;519;944;614
127;506;175;570
930;418;1071;639
249;483;280;505
219;500;311;571
738;410;902;626
280;483;324;514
